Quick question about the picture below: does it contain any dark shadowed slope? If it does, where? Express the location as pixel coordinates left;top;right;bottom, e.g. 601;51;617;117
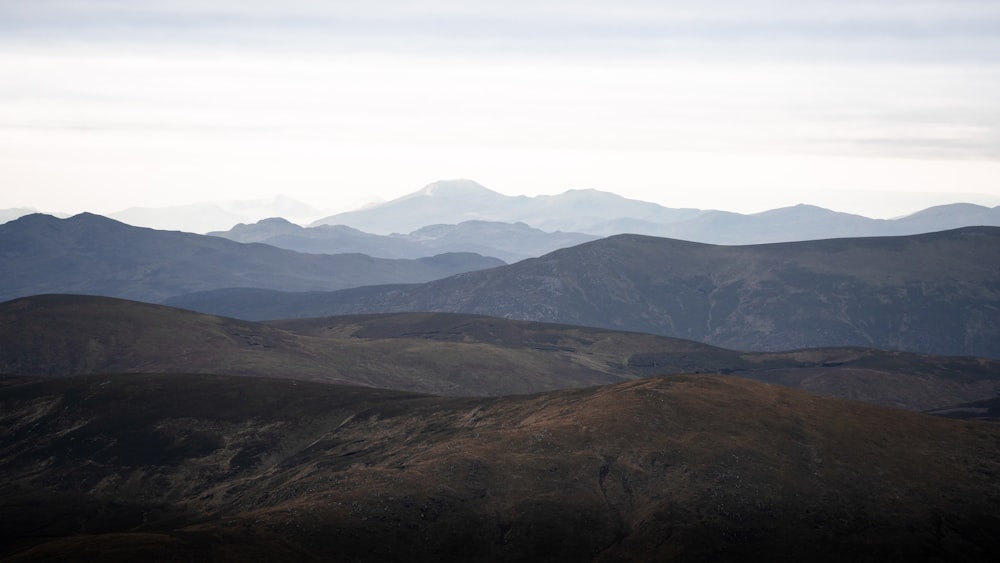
0;213;503;303
0;294;630;395
3;294;999;410
2;373;998;562
166;227;1000;358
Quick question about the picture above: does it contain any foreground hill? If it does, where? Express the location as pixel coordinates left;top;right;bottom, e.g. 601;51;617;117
209;218;599;262
167;227;1000;359
3;294;999;410
0;213;503;302
2;372;998;562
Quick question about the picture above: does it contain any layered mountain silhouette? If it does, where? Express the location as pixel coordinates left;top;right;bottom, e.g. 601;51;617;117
4;294;998;411
7;178;1000;562
311;179;706;234
209;218;599;262
308;179;1000;243
3;371;998;562
167;227;1000;358
0;213;503;303
8;180;999;247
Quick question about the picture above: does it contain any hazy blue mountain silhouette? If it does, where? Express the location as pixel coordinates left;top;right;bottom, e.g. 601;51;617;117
310;179;701;234
0;213;503;303
210;218;598;262
308;179;1000;243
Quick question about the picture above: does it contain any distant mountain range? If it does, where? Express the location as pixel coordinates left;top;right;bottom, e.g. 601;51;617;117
205;180;1000;260
167;227;1000;359
5;180;1000;248
0;213;503;303
0;196;331;234
309;179;1000;243
208;218;599;262
311;179;704;235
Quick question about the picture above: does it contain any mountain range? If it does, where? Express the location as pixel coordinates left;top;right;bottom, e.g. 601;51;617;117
310;180;705;235
6;209;997;360
5;191;1000;561
166;227;1000;359
7;180;999;247
0;213;503;303
209;218;598;262
309;179;1000;244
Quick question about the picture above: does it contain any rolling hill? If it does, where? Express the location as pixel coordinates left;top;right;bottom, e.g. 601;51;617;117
3;294;999;410
166;227;1000;359
0;213;503;303
2;372;998;562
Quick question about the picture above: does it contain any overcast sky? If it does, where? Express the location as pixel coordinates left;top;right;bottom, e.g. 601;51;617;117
2;0;1000;218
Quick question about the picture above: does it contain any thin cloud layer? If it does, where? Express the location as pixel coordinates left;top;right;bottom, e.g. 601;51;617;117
4;0;999;60
1;1;999;216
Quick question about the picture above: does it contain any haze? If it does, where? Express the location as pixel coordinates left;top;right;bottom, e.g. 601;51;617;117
2;1;1000;218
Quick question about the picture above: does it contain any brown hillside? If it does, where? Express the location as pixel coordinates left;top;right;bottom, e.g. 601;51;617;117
1;373;998;562
2;294;999;410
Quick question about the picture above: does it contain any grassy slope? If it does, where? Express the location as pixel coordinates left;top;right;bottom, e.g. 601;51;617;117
1;373;998;562
3;294;999;409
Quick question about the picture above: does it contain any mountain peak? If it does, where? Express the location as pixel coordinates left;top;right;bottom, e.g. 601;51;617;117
415;179;499;198
256;217;297;226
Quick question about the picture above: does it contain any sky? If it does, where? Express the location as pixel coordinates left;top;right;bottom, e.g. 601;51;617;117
2;0;1000;219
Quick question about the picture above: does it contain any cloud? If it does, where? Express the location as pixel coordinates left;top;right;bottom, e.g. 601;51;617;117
3;1;999;62
2;1;998;216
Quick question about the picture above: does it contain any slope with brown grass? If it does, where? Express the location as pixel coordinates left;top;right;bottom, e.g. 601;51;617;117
3;294;999;410
1;373;998;562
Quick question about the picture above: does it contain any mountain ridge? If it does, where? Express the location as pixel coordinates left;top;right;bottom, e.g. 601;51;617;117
209;219;599;262
7;180;1000;245
0;213;504;303
166;226;1000;359
306;179;1000;241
